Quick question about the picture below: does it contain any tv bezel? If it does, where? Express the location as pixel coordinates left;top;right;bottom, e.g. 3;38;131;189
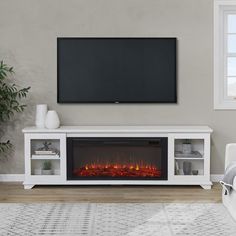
57;37;177;104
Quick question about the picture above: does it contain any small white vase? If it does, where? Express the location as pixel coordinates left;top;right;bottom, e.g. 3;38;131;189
45;110;60;129
35;104;47;128
182;144;192;154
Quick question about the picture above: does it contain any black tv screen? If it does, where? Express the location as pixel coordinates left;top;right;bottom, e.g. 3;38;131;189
57;38;177;103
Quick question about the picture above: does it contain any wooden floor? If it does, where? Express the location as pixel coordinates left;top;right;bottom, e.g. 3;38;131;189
0;183;222;203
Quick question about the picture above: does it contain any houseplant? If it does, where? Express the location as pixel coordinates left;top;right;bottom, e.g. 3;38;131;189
0;61;30;154
42;160;52;175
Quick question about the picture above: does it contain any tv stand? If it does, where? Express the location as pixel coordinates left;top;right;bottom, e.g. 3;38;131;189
22;125;213;189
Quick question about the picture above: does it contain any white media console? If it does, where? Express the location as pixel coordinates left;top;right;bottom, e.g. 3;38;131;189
22;125;213;189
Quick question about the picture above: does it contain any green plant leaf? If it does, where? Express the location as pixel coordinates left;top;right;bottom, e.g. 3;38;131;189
0;61;30;153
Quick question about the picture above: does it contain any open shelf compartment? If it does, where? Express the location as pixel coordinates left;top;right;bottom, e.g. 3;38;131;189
31;159;60;175
30;139;61;176
174;138;204;176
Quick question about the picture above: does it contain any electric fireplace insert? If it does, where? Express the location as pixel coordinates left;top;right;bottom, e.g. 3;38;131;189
67;138;168;180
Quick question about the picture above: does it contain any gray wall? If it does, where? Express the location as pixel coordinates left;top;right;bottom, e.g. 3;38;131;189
0;0;234;174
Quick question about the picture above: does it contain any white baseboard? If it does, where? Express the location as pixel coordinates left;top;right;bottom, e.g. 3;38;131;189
0;174;24;182
0;174;223;183
210;174;223;182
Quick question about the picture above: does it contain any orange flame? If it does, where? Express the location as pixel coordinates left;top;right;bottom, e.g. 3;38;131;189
73;163;161;177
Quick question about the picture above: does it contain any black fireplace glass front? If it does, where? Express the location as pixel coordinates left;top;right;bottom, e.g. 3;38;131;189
67;138;168;180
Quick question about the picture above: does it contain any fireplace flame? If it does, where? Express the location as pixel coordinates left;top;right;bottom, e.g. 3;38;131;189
73;163;161;177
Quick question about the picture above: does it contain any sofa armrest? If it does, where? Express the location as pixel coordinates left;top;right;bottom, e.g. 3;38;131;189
225;143;236;169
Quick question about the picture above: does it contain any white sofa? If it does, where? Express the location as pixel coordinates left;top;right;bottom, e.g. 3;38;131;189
222;143;236;220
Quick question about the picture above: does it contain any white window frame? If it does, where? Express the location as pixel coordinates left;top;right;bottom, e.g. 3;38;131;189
214;0;236;109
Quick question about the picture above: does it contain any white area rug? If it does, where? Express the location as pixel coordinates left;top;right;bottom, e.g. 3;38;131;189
0;203;236;236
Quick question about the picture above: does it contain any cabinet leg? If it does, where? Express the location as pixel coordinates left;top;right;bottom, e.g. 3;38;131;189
24;184;35;190
200;185;212;190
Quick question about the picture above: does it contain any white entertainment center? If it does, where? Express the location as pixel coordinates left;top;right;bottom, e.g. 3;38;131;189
23;125;213;190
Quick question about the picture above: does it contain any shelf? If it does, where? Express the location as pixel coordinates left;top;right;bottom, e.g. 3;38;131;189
174;174;204;177
33;174;60;176
175;150;202;157
175;157;204;160
31;155;60;160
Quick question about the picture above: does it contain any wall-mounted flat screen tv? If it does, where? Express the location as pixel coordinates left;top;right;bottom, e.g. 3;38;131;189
57;37;177;103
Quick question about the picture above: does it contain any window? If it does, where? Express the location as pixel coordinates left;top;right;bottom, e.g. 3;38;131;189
214;1;236;109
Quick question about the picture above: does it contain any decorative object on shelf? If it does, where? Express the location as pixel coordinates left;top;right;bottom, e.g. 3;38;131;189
35;141;59;155
42;160;52;175
45;110;60;129
33;169;42;175
175;161;180;175
183;161;192;175
35;104;47;128
182;139;192;154
192;170;199;175
0;61;30;155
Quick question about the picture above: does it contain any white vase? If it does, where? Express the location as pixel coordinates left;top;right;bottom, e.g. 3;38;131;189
45;110;60;129
182;144;192;154
35;104;47;128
